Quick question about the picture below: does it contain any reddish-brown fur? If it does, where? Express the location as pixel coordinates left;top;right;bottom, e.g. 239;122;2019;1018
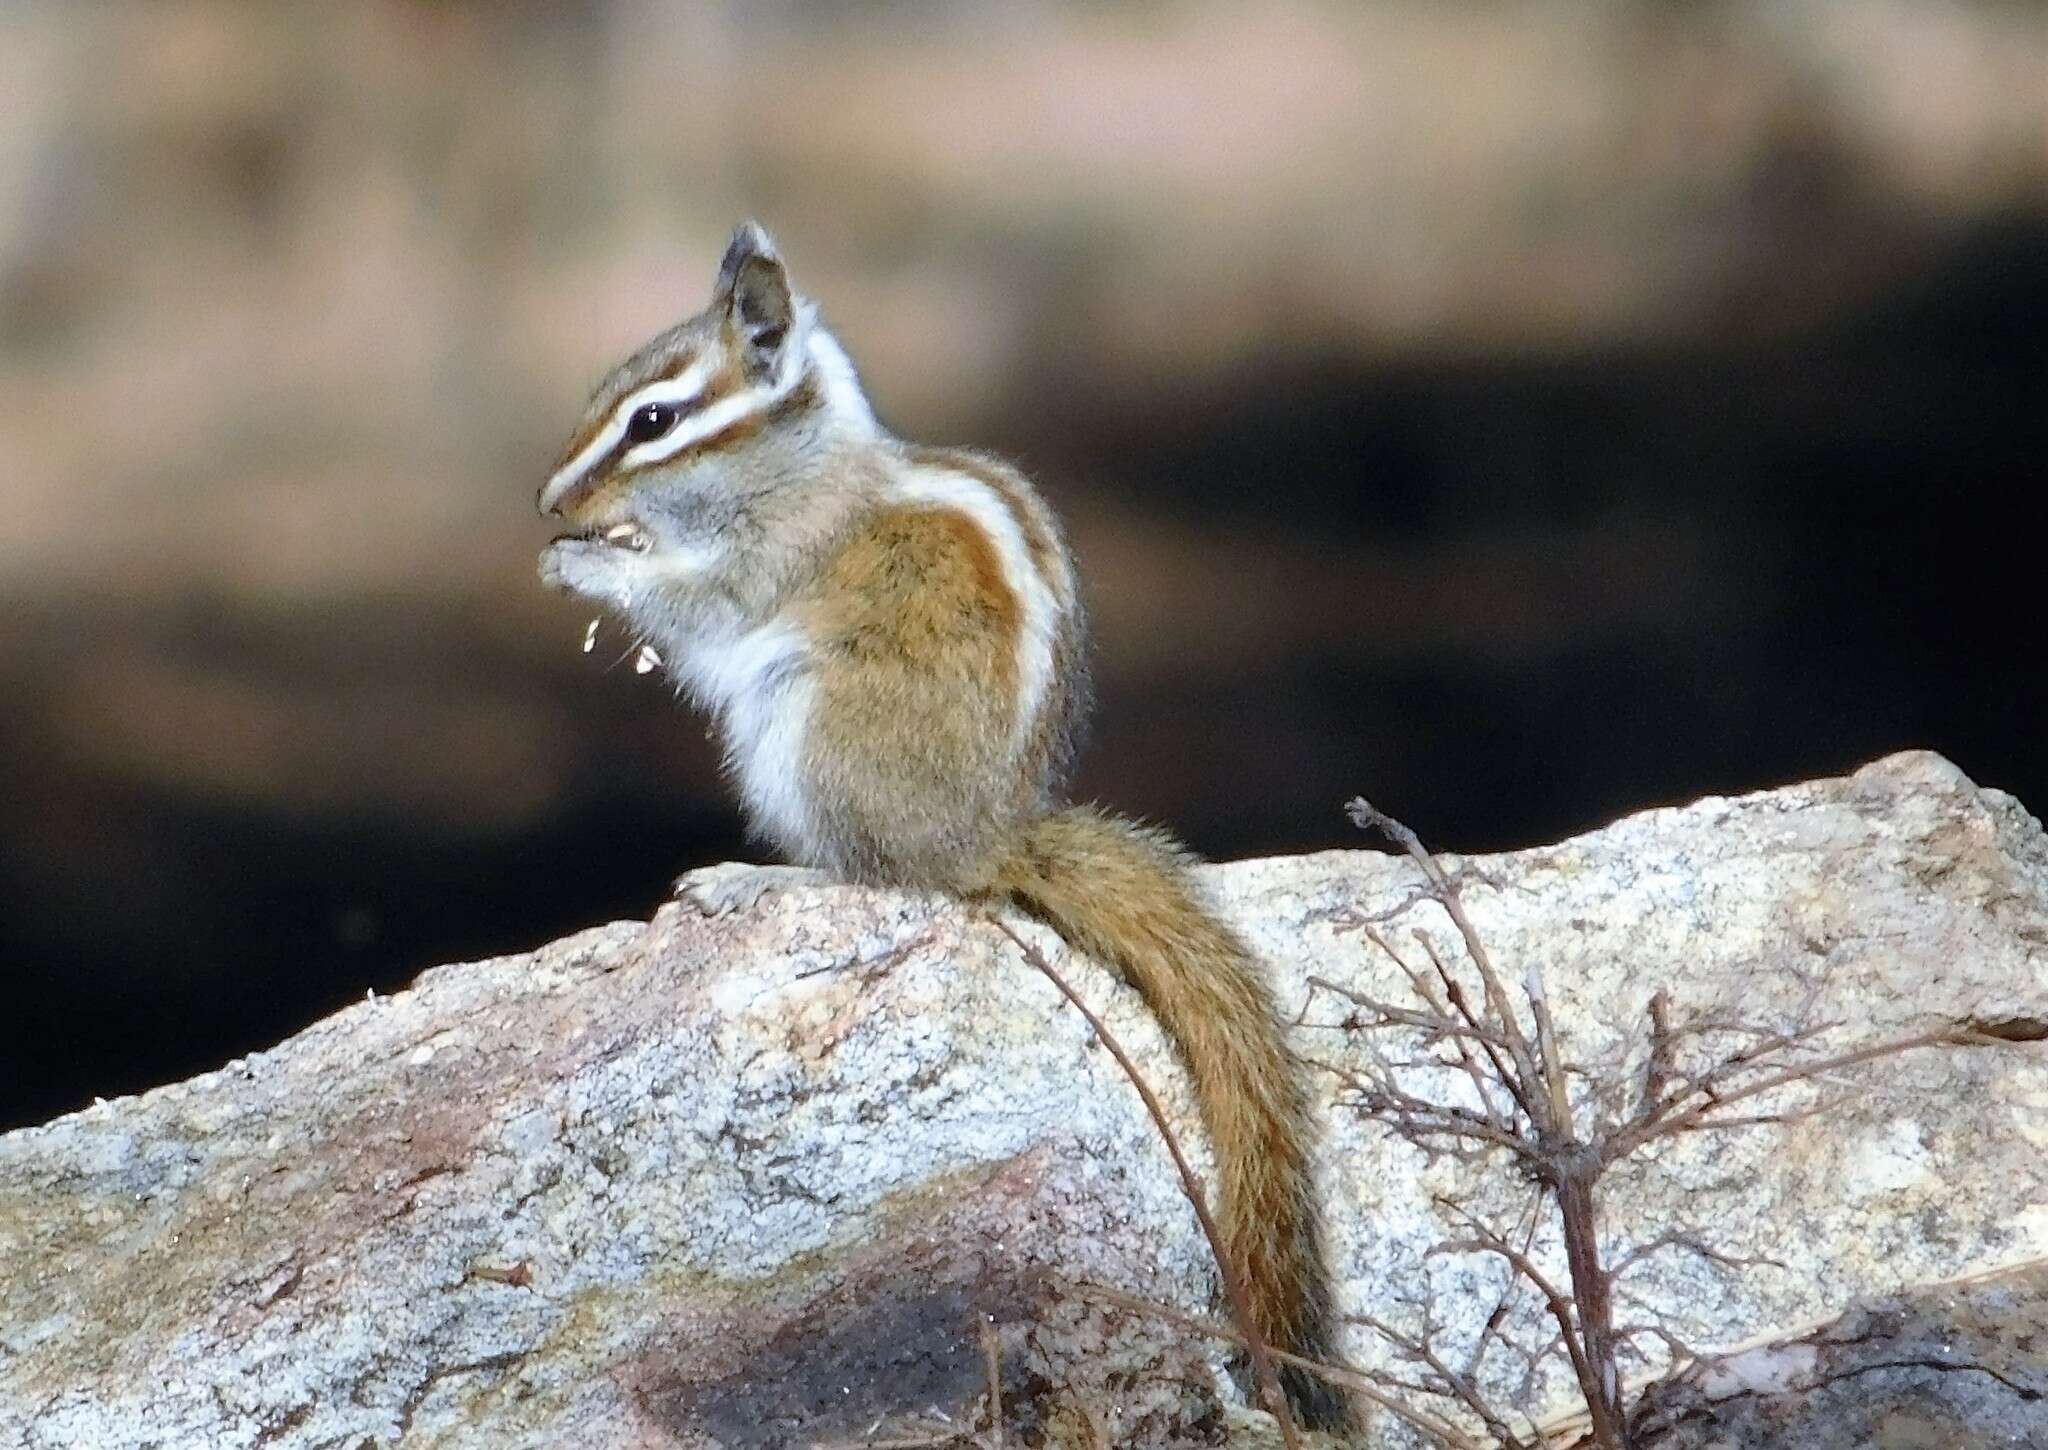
793;504;1029;884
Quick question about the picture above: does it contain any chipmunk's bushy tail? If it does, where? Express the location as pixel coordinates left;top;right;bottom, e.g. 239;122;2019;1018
997;805;1351;1432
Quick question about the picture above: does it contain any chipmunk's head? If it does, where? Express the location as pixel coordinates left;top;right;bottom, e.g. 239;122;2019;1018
537;222;875;543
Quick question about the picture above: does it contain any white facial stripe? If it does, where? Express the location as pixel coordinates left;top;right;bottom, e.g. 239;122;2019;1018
889;466;1062;751
539;357;716;513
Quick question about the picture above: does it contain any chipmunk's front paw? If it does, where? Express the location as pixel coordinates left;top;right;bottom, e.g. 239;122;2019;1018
539;537;634;604
674;863;827;917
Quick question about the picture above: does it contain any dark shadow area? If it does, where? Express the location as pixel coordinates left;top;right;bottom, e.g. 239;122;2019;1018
1061;215;2046;852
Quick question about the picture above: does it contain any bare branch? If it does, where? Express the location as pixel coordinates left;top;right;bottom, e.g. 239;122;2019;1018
1431;1203;1586;1371
1637;992;1675;1134
1350;799;1634;1446
1315;956;1520;1137
1353;1310;1531;1448
1467;1190;1547;1380
1523;966;1573;1136
1337;799;2037;1449
1315;1056;1547;1165
1605;1230;1787;1280
1417;930;1540;1121
1608;1022;2016;1158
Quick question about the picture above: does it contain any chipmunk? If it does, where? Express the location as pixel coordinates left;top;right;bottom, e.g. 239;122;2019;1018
537;223;1350;1432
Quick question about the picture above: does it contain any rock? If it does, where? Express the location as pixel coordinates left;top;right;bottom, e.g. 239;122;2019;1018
1;751;2043;1447
1623;1259;2048;1447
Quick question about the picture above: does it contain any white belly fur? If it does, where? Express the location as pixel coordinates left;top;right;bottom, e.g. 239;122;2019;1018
674;621;815;857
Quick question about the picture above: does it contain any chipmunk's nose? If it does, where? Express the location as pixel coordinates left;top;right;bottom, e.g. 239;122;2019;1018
537;464;582;518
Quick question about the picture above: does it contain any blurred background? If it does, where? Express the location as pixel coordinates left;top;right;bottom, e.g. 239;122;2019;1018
2;1;2043;1130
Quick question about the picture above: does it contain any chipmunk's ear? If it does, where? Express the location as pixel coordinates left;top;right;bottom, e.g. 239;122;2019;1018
715;221;795;369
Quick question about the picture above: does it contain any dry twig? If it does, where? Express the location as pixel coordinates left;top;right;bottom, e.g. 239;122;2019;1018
1334;794;2033;1449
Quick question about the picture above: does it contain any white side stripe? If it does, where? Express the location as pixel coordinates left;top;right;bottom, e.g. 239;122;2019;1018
889;466;1060;751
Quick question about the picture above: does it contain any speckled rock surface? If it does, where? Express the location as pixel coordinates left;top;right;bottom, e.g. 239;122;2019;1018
0;905;1226;1448
1261;749;2048;1445
1;751;2043;1447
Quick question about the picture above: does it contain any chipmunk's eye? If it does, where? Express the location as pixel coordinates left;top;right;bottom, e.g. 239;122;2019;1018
626;402;678;444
